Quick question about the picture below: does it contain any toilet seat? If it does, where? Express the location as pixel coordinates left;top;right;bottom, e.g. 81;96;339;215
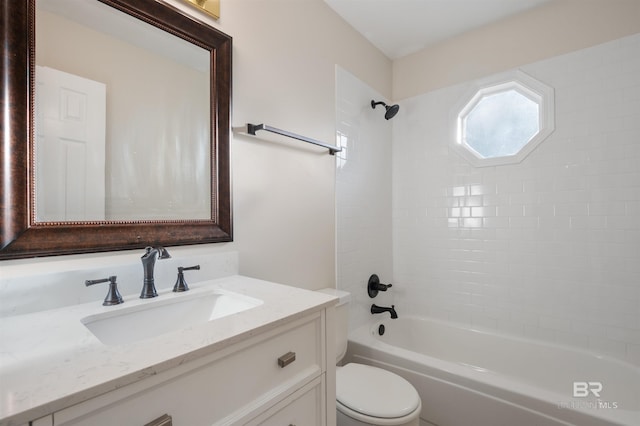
336;399;422;426
336;363;421;421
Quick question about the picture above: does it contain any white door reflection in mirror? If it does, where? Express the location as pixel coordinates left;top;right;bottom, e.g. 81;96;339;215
36;66;106;222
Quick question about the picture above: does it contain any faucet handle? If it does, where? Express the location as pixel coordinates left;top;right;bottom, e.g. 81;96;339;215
85;275;124;306
142;246;172;259
156;246;171;259
367;274;393;298
173;265;200;292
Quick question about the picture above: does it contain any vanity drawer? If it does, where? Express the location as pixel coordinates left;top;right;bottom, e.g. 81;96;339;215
246;376;324;425
55;313;324;426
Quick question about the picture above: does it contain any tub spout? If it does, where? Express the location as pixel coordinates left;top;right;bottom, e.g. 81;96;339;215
371;304;398;319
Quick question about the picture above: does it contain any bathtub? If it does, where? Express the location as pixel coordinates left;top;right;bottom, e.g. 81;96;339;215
345;316;639;426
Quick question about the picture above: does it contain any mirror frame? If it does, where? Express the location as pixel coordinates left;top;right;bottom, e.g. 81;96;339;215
0;0;232;259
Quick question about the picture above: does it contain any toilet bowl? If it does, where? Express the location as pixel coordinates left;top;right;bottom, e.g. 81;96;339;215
318;288;421;426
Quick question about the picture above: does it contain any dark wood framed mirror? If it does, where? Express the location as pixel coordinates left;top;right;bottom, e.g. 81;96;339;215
0;0;232;259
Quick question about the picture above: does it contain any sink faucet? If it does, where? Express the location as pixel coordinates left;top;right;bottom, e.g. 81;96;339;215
371;304;398;319
140;246;171;298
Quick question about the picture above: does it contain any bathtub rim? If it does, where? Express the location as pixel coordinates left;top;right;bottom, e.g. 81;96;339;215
347;315;640;426
359;315;639;370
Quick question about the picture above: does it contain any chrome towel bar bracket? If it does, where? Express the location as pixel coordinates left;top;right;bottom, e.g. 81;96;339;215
247;123;342;155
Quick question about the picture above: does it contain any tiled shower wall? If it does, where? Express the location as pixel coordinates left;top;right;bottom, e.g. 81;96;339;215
336;67;394;332
392;34;640;364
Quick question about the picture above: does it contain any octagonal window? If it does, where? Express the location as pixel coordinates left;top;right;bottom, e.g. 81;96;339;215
463;89;539;158
452;70;554;167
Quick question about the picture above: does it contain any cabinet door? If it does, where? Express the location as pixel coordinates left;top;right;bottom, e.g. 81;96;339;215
246;377;324;426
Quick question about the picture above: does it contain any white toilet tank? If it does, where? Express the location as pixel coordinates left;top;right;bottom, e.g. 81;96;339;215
317;288;351;363
317;288;422;426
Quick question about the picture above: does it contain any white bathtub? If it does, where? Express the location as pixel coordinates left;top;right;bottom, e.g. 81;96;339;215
345;316;640;426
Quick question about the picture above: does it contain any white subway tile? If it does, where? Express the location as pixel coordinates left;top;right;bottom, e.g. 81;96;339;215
627;343;640;365
378;35;640;359
607;327;640;345
497;204;524;217
496;180;524;194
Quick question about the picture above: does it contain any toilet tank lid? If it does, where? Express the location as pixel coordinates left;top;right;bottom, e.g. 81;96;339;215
317;288;351;306
336;363;420;419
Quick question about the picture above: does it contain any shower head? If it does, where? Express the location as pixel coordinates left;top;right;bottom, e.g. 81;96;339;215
371;100;399;120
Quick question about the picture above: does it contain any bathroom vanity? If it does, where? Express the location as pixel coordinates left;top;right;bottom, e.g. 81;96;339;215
0;276;337;426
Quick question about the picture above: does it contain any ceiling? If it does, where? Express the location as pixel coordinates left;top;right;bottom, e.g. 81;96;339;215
324;0;552;59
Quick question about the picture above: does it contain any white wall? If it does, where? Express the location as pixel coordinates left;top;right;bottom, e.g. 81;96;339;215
335;67;393;332
1;0;391;292
392;34;640;365
168;0;390;289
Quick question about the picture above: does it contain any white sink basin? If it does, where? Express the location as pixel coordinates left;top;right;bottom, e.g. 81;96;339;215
81;289;263;345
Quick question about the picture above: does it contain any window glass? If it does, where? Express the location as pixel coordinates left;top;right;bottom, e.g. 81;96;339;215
463;89;539;158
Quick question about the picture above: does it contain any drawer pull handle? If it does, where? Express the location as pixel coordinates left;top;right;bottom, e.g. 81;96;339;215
278;351;296;368
144;414;172;426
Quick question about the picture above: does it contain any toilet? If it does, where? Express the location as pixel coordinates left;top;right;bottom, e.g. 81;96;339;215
318;289;421;426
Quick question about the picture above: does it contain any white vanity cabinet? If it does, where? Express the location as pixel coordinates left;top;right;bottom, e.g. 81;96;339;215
49;310;333;426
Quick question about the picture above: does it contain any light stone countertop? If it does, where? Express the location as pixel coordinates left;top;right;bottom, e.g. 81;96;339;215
0;275;337;426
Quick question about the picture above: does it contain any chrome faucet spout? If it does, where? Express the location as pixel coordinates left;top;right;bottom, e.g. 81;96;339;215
371;304;398;319
140;246;171;298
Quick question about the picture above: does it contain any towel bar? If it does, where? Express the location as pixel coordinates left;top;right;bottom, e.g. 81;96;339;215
247;123;342;155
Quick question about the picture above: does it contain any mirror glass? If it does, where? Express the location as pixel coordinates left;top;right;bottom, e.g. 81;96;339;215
35;0;211;222
0;0;231;259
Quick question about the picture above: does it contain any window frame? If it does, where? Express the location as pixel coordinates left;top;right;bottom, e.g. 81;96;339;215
451;70;555;167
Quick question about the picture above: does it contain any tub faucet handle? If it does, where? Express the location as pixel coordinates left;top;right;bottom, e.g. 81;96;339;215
368;274;393;298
